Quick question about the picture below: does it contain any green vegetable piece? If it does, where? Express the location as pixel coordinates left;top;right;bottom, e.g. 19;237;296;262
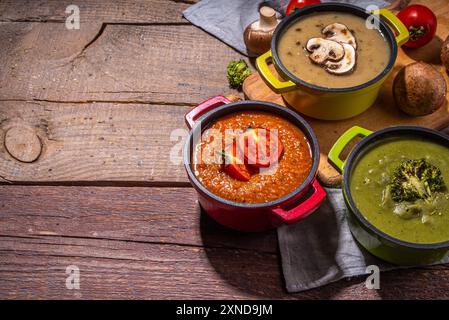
389;158;445;203
227;60;252;89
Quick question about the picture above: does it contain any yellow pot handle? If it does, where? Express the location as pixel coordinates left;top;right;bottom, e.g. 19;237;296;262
328;126;373;173
375;8;409;47
256;50;296;93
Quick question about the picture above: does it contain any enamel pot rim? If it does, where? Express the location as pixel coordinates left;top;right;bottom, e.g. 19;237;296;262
343;126;449;250
271;3;397;93
183;100;320;209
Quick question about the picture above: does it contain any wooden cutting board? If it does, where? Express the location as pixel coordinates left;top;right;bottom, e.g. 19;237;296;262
243;0;449;187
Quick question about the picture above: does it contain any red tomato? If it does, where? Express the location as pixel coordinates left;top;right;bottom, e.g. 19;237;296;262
397;5;437;48
237;128;284;168
286;0;321;16
222;143;251;182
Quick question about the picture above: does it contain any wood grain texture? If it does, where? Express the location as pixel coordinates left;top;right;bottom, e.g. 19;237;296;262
0;0;197;23
0;22;243;104
0;235;284;300
0;186;278;254
1;185;449;299
1;0;449;300
0;94;242;184
243;0;449;187
4;125;43;163
0;100;190;184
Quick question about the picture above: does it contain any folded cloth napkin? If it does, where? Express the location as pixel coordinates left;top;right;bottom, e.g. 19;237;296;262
183;0;449;293
183;0;391;56
278;188;449;293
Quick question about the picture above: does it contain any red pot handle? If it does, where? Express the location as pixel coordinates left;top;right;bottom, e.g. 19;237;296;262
271;180;326;225
185;95;232;129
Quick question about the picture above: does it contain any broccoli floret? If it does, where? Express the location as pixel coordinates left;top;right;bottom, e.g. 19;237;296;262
227;60;252;89
389;158;445;203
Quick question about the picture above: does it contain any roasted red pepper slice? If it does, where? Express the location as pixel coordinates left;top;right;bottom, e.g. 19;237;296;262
237;128;284;168
222;143;251;182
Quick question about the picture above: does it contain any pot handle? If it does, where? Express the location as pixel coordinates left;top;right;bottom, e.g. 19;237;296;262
328;126;373;173
375;8;409;47
256;50;297;94
271;180;326;225
184;95;232;129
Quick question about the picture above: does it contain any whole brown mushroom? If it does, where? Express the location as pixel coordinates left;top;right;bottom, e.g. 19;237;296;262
393;62;447;116
243;6;280;56
441;35;449;71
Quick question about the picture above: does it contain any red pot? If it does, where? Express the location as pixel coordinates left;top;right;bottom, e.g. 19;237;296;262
183;96;326;232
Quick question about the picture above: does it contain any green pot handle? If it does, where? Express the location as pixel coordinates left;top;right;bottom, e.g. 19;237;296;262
256;50;296;93
375;8;410;47
328;126;373;173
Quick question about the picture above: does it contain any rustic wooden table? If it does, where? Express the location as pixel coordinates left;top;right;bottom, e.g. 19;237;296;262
1;0;449;300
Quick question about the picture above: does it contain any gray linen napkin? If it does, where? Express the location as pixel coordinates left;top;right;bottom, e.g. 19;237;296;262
280;133;449;293
183;0;391;56
183;0;449;293
278;188;449;292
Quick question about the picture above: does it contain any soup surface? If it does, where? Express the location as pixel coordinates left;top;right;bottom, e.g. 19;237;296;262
350;137;449;244
193;112;312;204
278;12;390;88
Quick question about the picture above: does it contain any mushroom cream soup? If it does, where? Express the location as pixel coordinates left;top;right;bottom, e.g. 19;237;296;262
278;12;390;88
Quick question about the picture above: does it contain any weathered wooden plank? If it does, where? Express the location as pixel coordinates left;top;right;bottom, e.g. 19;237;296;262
0;185;278;254
0;22;243;104
0;235;284;299
1;185;449;299
2;235;448;299
307;266;449;300
0;95;243;185
0;184;283;299
0;100;190;184
0;0;196;23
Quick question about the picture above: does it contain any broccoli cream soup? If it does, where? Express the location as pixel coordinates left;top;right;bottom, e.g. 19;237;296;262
278;12;390;88
350;137;449;244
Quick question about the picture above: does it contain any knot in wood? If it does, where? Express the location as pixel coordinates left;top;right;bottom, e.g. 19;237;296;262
4;126;42;163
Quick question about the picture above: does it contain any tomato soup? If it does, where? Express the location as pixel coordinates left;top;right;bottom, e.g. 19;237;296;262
192;111;312;204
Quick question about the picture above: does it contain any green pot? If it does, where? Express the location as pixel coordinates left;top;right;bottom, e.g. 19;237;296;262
328;126;449;265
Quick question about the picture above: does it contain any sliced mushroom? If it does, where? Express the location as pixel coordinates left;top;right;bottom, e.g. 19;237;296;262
325;43;356;75
322;23;357;49
306;38;345;65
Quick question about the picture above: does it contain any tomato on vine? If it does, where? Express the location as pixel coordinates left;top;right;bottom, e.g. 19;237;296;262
397;5;437;48
285;0;321;16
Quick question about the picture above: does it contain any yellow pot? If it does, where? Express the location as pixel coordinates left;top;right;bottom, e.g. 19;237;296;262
256;3;409;121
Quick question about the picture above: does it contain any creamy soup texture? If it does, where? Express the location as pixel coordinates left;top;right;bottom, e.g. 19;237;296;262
278;12;390;88
193;112;312;204
350;137;449;244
